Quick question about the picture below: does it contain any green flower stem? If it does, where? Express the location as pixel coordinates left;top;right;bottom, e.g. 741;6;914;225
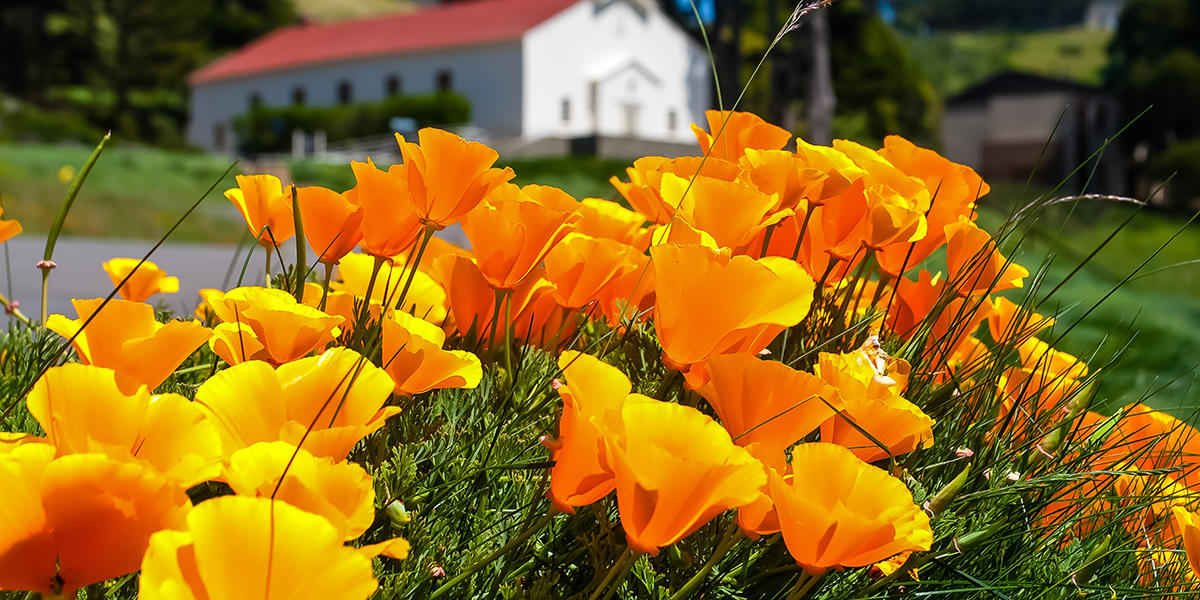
41;131;110;322
667;522;742;600
395;226;435;314
319;262;334;312
291;185;306;302
588;547;636;600
428;512;555;599
503;288;514;377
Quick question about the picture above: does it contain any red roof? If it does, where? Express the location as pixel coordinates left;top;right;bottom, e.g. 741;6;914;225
190;0;578;85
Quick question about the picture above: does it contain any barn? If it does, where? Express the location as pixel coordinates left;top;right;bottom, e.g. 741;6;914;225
187;0;711;156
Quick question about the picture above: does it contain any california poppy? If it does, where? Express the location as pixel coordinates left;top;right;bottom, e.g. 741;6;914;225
381;309;482;395
333;252;447;324
770;442;932;574
296;185;364;264
139;496;379;599
225;174;296;247
0;206;22;245
610;155;743;224
605;399;765;555
691;110;791;162
392;128;515;229
349;159;423;257
650;243;815;378
574;197;650;248
944;216;1028;297
658;173;790;251
544;351;641;513
543;233;646;310
460;183;577;289
1174;507;1200;580
0;443;190;597
202;286;344;365
223;441;375;541
101;258;179;302
987;295;1055;344
46;298;212;394
693;354;841;455
26;364;222;486
195;347;396;460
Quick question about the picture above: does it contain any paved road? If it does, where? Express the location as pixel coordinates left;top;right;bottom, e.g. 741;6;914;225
2;225;471;323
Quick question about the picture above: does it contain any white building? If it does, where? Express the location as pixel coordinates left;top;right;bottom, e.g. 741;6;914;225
187;0;711;155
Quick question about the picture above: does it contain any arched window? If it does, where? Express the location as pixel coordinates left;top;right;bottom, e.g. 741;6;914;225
386;75;402;96
436;69;453;91
561;98;571;123
337;80;353;104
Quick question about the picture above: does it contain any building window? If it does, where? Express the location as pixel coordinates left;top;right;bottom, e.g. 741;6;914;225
386;75;402;96
213;123;226;151
667;109;677;131
248;92;263;110
436;69;453;91
561;98;571;123
337;80;353;104
292;86;306;105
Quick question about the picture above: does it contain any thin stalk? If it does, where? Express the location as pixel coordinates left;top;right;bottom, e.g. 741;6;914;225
486;288;505;351
588;547;636;600
666;523;742;600
319;262;334;311
291;185;306;302
358;255;387;324
785;570;825;600
264;248;272;288
0;290;30;325
41;131;110;322
428;512;555;599
503;287;514;377
395;226;434;313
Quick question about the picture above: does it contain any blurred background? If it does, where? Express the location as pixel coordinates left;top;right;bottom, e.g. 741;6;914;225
1;0;1199;414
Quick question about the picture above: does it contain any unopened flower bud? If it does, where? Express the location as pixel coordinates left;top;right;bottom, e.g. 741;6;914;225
386;500;411;525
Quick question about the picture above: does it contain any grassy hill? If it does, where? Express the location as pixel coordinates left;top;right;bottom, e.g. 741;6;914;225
291;0;413;22
904;26;1114;98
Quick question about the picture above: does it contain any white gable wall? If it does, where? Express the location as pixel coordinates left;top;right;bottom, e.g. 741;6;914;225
522;0;710;143
187;40;524;153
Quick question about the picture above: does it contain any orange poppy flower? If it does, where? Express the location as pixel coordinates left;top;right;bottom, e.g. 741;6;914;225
993;366;1086;441
1174;507;1200;580
429;254;551;344
832;139;928;205
610;155;743;224
202;286;344;365
195;347;397;460
1107;404;1200;482
596;250;655;327
301;282;361;338
460;183;578;289
658;173;790;251
1016;336;1088;380
574;197;650;248
691;110;791;162
693;354;841;455
987;296;1055;344
224;173;296;248
544;351;643;513
223;441;375;541
770;442;932;574
349;159;423;257
392;128;515;229
606;399;765;555
886;270;992;355
543;233;646;309
139;496;379;600
296;185;364;264
650;243;815;378
333;252;448;324
46;298;212;394
875;136;986;277
815;351;934;463
0;206;22;245
513;278;577;350
0;444;190;597
944;216;1028;297
740;149;842;211
792;139;868;204
26;364;222;486
381;309;482;396
101;258;179;302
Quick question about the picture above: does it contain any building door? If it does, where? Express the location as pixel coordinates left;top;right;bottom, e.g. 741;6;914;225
622;104;640;138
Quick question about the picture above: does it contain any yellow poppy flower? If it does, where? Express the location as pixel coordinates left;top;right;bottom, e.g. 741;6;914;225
202;286;343;365
101;258;179;302
26;364;222;486
139;496;379;600
46;298;212;393
195;347;396;461
381;309;482;396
